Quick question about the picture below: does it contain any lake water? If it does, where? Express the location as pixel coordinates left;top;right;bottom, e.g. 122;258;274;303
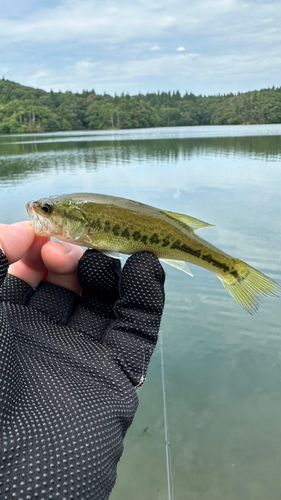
1;124;281;500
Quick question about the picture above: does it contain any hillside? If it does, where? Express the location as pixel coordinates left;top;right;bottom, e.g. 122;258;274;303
1;78;281;133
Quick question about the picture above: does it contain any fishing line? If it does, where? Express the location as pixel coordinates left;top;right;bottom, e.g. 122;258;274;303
160;332;173;500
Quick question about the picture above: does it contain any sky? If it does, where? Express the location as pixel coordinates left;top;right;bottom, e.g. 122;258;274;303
1;0;281;96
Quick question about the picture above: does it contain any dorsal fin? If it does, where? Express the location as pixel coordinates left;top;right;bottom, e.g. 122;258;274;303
160;210;214;232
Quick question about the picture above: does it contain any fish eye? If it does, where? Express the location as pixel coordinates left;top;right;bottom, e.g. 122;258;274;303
41;203;53;215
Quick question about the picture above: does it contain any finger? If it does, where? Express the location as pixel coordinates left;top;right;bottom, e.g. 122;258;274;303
68;249;121;340
8;233;50;288
0;222;45;301
0;250;9;285
0;274;34;305
103;253;165;387
0;222;34;264
28;281;78;325
41;241;84;294
77;249;121;297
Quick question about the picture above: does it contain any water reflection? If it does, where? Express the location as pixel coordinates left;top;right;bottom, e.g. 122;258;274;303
1;123;281;144
1;134;281;168
1;134;281;190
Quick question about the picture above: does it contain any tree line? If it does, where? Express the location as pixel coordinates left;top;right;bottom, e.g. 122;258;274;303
1;78;281;134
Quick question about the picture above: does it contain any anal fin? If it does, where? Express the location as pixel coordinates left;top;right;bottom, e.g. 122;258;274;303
160;259;193;276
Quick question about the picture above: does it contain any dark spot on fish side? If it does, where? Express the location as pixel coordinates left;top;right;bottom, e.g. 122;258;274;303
133;231;141;241
181;244;202;258
122;228;130;239
112;224;120;236
171;239;182;249
162;238;170;247
150;233;160;244
230;269;248;282
202;253;212;263
91;219;102;230
141;235;148;244
172;241;202;258
171;242;229;269
202;253;229;271
104;221;111;233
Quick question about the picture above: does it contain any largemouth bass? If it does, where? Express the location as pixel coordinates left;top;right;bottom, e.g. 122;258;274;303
26;193;280;315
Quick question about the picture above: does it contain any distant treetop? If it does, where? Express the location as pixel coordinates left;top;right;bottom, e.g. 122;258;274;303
0;79;281;134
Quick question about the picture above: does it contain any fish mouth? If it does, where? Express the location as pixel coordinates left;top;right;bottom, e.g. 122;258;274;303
26;201;45;235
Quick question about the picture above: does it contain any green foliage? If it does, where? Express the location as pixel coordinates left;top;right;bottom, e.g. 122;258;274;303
0;98;71;133
0;78;281;133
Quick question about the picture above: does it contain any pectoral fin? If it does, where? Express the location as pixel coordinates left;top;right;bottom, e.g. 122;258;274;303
160;259;193;276
160;210;214;232
67;219;89;241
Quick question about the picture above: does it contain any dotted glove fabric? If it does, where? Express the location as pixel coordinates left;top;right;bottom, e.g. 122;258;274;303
0;249;165;500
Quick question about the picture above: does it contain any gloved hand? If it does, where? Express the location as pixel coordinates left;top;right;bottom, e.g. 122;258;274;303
0;222;165;500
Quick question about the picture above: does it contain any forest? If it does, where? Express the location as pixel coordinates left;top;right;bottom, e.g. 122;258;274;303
1;78;281;133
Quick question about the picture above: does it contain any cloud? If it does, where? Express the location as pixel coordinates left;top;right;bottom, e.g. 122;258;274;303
1;0;281;94
0;0;176;45
28;46;276;95
1;0;279;47
68;49;281;84
6;42;281;97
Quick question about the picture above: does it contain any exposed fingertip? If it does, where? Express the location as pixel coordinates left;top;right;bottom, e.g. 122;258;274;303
41;240;83;272
12;221;33;229
40;241;83;293
0;222;35;264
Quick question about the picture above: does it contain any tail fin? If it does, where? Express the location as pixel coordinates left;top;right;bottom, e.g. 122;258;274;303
219;261;281;315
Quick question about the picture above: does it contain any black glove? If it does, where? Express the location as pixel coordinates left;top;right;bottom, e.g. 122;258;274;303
0;249;165;500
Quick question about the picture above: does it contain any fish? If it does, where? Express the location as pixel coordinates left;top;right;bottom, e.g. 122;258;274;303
26;193;281;315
